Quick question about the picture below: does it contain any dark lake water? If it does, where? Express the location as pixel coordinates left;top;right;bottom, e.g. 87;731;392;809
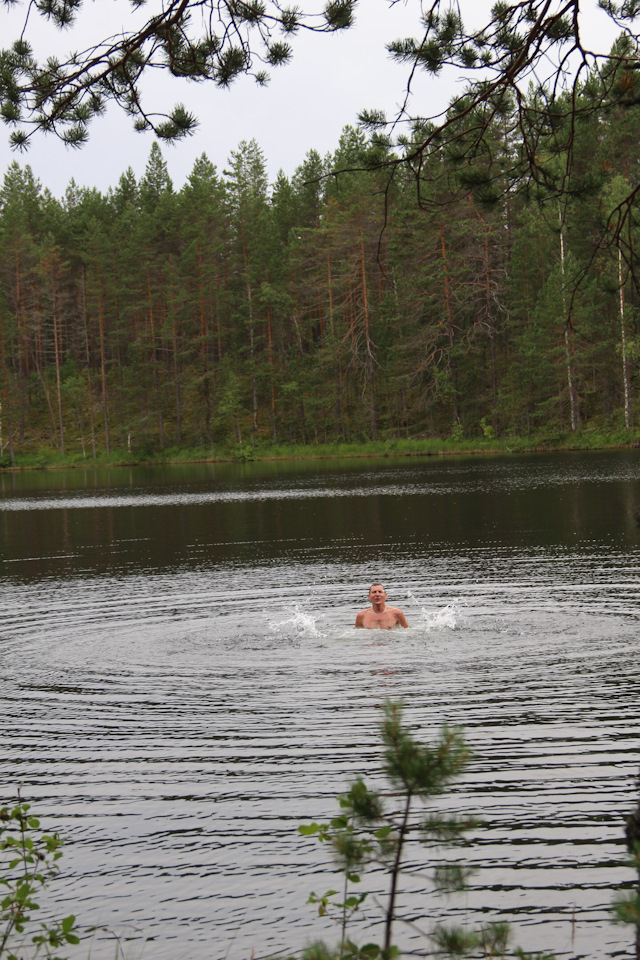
1;451;639;960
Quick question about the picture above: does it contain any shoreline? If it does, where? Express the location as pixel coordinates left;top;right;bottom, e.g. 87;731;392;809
1;433;639;473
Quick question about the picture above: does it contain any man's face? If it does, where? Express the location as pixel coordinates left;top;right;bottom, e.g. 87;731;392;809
369;584;387;606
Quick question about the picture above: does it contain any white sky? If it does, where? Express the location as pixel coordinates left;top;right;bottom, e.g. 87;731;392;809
0;0;621;198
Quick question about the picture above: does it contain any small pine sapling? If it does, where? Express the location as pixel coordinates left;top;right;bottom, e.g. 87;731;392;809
300;701;479;958
300;701;556;960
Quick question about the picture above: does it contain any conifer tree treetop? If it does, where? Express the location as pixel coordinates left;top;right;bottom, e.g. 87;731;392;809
362;1;640;186
355;1;640;258
0;0;357;149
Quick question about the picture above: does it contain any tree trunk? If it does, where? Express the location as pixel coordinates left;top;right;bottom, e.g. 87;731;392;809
146;268;163;449
359;235;377;440
97;278;110;453
240;226;258;431
172;308;182;444
267;304;277;441
80;268;97;459
327;253;344;438
197;242;211;439
619;245;633;430
483;224;499;429
440;223;459;424
50;258;65;456
559;207;580;432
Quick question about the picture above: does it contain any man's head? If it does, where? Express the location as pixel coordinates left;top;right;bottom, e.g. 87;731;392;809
368;583;388;607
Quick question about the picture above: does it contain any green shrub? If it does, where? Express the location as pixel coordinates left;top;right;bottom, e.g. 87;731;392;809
0;796;79;960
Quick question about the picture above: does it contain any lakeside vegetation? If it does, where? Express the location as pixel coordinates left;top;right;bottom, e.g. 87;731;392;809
3;427;640;472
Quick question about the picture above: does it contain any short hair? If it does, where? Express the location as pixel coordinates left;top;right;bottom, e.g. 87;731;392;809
369;583;385;591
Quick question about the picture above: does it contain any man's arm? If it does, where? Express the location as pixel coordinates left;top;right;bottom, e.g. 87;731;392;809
395;609;409;628
355;611;365;628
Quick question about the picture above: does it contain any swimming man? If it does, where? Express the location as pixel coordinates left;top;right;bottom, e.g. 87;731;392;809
355;583;409;629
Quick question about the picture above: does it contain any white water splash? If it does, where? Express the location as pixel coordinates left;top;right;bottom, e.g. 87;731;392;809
269;603;324;638
406;591;463;631
423;601;461;631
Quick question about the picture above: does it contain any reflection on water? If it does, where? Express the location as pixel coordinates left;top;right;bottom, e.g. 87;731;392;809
1;452;640;960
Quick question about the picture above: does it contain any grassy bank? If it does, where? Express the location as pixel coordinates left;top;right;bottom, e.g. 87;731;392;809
2;426;640;472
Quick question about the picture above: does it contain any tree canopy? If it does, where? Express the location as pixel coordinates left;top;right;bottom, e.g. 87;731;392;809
2;0;640;247
354;2;640;290
0;0;356;148
2;0;639;162
368;3;640;195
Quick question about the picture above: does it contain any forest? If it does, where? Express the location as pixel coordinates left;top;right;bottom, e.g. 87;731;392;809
1;41;640;465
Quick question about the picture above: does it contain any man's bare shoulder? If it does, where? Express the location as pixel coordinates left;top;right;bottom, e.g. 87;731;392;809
387;606;409;627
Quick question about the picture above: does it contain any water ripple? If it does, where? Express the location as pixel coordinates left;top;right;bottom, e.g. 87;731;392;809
1;456;640;960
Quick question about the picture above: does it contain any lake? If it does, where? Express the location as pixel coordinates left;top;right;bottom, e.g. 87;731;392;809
1;451;639;960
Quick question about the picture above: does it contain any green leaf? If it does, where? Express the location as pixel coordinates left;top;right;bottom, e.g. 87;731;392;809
374;826;392;839
266;41;292;66
323;0;355;30
360;945;380;958
431;923;479;955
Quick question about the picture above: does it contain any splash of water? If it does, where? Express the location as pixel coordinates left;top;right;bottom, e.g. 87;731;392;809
406;591;463;631
269;603;323;638
424;602;460;631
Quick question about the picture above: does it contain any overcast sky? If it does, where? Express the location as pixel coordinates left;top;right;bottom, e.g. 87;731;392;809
0;0;621;198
